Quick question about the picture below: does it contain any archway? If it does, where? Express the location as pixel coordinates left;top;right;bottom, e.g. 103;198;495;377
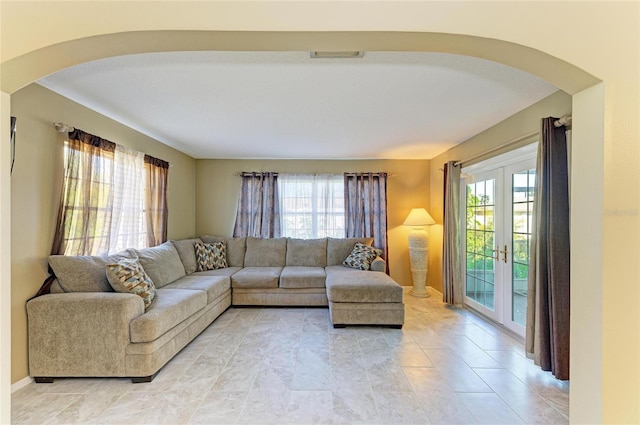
1;28;608;424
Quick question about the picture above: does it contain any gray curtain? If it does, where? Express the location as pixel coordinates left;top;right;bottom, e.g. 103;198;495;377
442;161;463;305
525;117;571;380
344;172;388;267
233;172;281;238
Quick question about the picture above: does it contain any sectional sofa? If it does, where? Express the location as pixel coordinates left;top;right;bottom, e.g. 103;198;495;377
26;236;404;383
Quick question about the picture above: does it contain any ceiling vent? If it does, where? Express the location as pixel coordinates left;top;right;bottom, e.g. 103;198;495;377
310;51;364;59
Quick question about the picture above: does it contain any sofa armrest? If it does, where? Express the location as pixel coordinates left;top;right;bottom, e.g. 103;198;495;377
371;256;386;272
27;292;145;378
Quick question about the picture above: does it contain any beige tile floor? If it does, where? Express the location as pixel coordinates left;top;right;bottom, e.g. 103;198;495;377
12;288;569;424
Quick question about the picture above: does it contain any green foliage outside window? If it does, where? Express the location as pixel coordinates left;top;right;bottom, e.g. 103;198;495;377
466;186;494;273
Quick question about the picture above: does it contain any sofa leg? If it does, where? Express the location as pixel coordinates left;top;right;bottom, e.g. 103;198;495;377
131;372;157;384
34;377;55;384
333;324;346;329
388;324;403;329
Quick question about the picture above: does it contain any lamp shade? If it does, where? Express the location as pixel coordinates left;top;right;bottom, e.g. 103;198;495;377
403;208;436;226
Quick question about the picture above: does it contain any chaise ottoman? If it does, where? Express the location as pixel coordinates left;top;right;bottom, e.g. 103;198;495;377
325;266;405;328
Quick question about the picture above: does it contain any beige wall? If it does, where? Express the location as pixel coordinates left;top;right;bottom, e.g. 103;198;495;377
196;159;430;287
428;90;573;293
0;90;11;421
2;2;639;423
10;84;197;383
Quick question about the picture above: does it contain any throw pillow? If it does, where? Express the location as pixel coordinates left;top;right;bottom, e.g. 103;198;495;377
106;258;156;309
343;242;383;271
195;241;228;271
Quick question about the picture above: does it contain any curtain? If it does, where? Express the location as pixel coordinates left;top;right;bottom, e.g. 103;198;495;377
51;129;169;256
144;155;169;247
443;161;463;305
278;174;345;239
344;172;389;265
110;145;146;253
233;172;281;238
51;129;116;256
525;117;571;380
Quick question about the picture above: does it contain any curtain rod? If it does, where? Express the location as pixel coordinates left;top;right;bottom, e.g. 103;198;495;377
53;122;75;132
555;115;572;127
446;115;572;169
453;130;539;167
234;172;395;177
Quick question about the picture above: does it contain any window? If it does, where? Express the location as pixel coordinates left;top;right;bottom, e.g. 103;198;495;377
51;129;168;256
278;174;345;239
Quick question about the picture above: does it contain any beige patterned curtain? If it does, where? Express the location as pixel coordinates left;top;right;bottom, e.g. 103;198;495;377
233;172;281;238
526;117;571;380
344;172;388;267
144;155;169;247
51;129;116;256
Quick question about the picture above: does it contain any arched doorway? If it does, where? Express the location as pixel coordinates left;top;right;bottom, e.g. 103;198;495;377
2;22;613;423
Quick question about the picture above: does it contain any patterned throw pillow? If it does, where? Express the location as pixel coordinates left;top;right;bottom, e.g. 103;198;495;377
106;258;156;309
343;242;383;271
195;241;228;271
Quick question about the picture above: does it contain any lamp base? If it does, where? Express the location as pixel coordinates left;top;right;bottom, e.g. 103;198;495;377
410;288;431;298
408;228;431;299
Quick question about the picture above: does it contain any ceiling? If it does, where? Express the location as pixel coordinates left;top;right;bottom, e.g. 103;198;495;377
38;51;558;160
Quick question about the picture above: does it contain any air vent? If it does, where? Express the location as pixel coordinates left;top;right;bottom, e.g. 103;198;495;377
310;51;364;59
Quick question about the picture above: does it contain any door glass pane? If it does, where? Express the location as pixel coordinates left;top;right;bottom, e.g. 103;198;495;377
512;169;535;326
466;179;496;311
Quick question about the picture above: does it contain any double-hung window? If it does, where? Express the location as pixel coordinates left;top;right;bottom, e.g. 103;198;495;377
278;174;345;239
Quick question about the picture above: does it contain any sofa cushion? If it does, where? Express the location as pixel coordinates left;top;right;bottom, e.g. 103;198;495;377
285;238;327;267
200;236;246;267
343;243;383;271
106;258;156;309
171;238;202;274
191;267;242;278
162;275;230;304
195;241;228;271
280;266;326;289
244;237;287;267
326;237;374;266
231;267;282;289
49;249;136;293
130;288;207;343
135;241;186;288
325;266;403;303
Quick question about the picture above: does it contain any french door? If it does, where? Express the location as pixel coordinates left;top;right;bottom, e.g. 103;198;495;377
462;146;536;336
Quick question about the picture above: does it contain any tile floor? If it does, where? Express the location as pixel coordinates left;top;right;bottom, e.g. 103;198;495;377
12;288;569;424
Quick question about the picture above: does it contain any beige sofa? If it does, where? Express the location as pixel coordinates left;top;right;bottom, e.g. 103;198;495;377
27;236;404;383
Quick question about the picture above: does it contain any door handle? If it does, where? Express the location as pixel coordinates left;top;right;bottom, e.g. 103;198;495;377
492;248;499;261
499;244;508;263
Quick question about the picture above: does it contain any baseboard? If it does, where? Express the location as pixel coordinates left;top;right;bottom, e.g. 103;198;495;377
426;286;443;297
11;376;33;393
